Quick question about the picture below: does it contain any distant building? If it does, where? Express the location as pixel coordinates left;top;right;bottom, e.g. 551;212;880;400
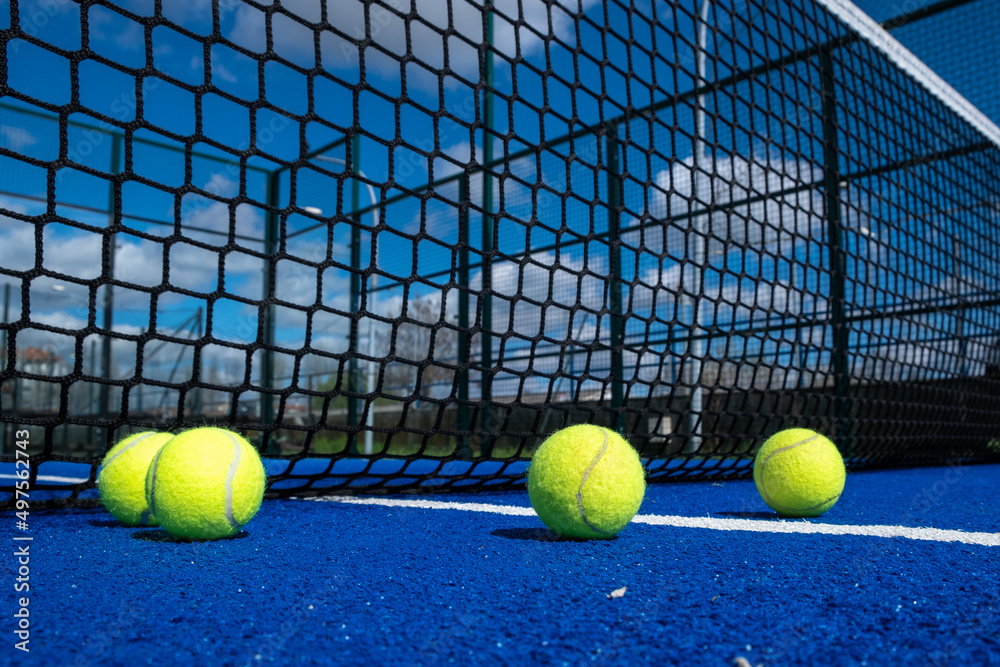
9;347;72;413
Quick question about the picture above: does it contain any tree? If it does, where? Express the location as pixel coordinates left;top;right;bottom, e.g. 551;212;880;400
379;294;457;398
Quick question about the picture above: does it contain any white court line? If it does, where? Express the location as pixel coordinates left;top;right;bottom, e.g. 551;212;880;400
314;496;1000;547
0;474;90;484
633;514;1000;547
317;496;537;516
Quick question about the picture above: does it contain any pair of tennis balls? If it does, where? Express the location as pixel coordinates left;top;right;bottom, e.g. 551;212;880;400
527;425;846;539
98;427;266;540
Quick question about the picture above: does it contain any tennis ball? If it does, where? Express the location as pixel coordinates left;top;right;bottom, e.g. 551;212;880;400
753;428;846;517
145;427;266;540
98;432;173;526
527;424;646;539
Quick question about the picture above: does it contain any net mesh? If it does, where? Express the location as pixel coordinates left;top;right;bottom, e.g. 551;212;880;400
856;0;1000;125
1;0;999;506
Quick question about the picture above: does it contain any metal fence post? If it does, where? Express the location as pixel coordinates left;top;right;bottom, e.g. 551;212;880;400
99;132;123;444
606;123;625;433
819;46;851;443
262;170;280;452
457;174;471;457
479;1;495;453
348;133;361;454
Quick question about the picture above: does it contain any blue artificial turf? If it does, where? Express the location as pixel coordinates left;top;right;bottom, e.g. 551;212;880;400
2;463;998;666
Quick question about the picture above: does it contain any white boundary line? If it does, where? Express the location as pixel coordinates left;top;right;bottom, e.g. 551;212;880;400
316;496;537;516
634;513;1000;547
0;474;89;484
817;0;1000;149
314;496;1000;547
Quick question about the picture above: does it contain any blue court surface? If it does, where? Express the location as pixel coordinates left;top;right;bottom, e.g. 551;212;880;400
2;462;998;666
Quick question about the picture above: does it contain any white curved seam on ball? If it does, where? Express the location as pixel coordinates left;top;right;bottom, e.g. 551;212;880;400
146;448;165;518
98;432;156;481
759;433;819;469
759;432;820;511
766;492;842;515
225;433;241;530
576;428;612;535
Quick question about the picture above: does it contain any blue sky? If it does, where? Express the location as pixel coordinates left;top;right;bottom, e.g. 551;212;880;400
1;0;998;414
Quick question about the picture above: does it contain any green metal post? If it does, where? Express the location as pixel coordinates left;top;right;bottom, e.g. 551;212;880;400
458;174;471;457
480;2;495;451
192;307;204;417
348;133;362;454
262;171;280;452
137;327;145;416
1;284;8;364
820;47;850;442
0;282;9;454
606;124;625;432
88;339;95;449
99;133;123;442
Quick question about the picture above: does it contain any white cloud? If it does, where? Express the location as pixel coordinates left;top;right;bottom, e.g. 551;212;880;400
0;218;36;273
114;239;164;288
179;182;264;246
0;126;38;153
160;0;213;27
41;227;104;280
276;0;324;23
115;21;146;51
491;0;602;61
271;6;322;68
228;3;266;53
319;268;353;312
629;263;682;320
274;259;321;307
434;140;473;180
161;175;266;295
30;310;89;333
210;51;239;83
0;197;30;217
651;153;824;249
203;172;238;198
469;248;599;342
223;0;600;91
86;6;145;51
167;241;222;293
619;152;830;333
309;332;350;355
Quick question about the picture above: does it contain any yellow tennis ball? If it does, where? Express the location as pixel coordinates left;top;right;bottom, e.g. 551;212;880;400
527;424;646;539
753;428;846;517
145;427;266;540
98;432;174;526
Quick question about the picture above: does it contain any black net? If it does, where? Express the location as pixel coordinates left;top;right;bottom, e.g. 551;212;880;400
855;0;1000;126
1;0;999;507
